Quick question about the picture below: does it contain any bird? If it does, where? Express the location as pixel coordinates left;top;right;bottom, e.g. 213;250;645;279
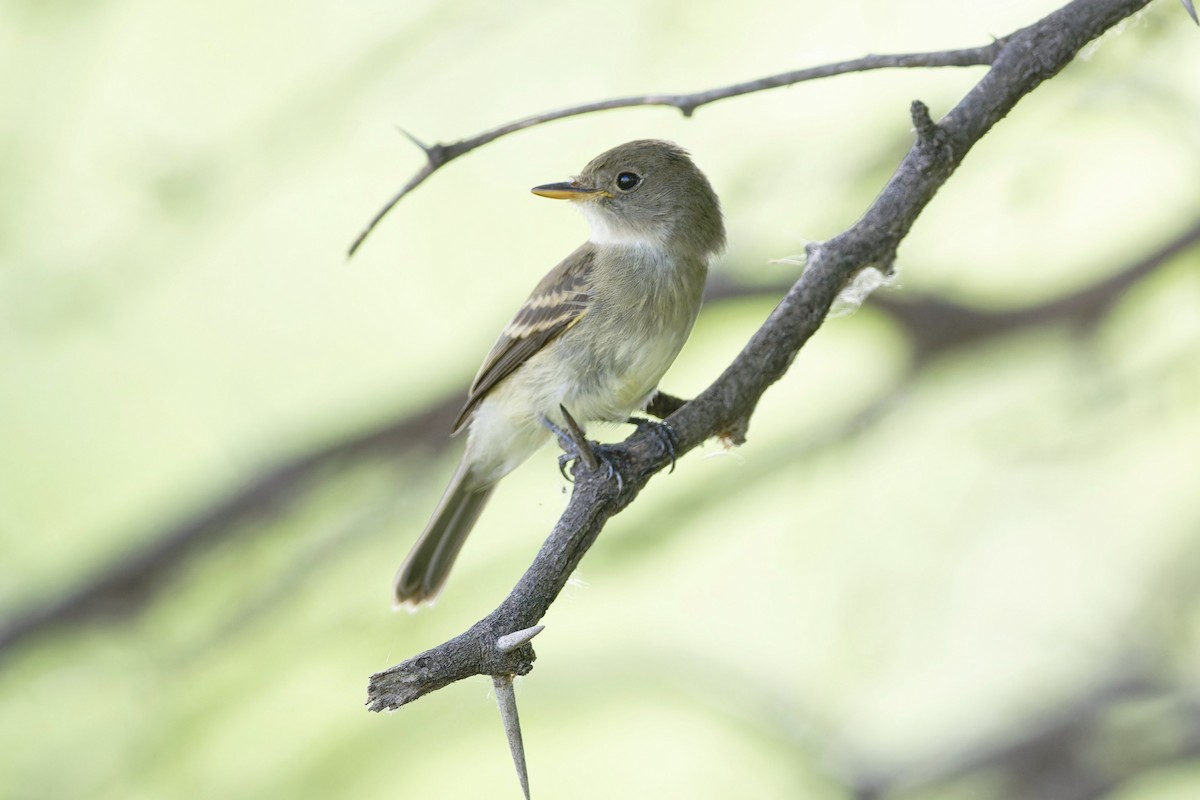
393;139;725;607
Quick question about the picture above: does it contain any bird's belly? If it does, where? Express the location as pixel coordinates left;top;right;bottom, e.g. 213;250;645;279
557;321;688;422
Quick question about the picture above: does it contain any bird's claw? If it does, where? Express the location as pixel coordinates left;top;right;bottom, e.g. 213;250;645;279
596;445;624;491
558;443;624;492
557;452;575;483
556;416;677;489
545;404;625;490
627;417;679;473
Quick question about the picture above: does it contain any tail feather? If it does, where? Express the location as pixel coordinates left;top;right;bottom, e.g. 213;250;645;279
394;460;494;607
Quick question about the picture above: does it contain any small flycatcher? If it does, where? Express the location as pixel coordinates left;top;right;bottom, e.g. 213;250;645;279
393;139;725;607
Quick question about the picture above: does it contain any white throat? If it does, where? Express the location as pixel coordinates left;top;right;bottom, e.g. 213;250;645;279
580;204;664;249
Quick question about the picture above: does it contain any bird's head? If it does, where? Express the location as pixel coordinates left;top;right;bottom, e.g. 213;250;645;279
532;139;725;258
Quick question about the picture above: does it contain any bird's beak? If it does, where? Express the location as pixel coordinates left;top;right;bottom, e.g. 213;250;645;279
531;180;606;201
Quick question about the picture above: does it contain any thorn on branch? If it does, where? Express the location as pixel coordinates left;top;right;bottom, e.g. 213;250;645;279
1182;0;1199;25
396;126;432;155
396;127;453;167
558;404;600;471
497;625;545;654
492;675;531;800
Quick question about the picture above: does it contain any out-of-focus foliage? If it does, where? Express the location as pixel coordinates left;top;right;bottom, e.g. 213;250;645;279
1;1;1198;798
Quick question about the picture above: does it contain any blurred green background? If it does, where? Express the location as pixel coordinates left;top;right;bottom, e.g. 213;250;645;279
3;0;1199;797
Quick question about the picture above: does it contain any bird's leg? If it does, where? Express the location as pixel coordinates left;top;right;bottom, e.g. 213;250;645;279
539;414;587;482
542;405;623;490
540;415;581;464
539;407;598;472
556;405;599;472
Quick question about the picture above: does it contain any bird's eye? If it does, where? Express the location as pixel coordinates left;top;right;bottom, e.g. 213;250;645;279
615;172;641;191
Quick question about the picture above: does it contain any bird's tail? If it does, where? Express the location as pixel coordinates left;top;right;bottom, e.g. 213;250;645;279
393;459;494;608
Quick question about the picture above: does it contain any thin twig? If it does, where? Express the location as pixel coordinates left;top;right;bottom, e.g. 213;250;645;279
347;43;1004;257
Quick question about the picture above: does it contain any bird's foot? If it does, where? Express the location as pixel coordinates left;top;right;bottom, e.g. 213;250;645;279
556;444;624;492
625;416;678;473
543;405;625;491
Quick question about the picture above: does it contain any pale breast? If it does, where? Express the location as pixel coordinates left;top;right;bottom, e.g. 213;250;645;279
556;246;705;421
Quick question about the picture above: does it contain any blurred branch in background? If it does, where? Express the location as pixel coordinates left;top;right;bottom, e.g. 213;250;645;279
663;532;1200;800
0;398;454;655
848;668;1200;800
2;218;1195;659
873;218;1200;368
844;537;1200;800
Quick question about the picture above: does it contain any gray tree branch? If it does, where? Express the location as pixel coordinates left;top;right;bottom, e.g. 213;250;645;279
366;0;1155;711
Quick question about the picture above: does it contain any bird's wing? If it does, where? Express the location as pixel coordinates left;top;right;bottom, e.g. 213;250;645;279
452;245;595;433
